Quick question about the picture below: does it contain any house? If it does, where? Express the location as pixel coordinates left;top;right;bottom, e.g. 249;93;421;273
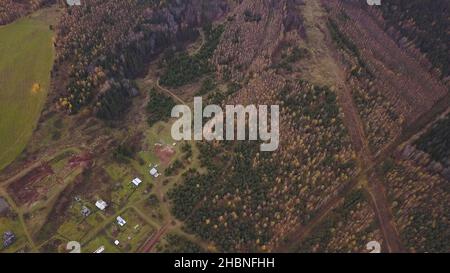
93;246;105;253
3;231;16;248
149;167;160;178
81;206;91;217
95;200;108;211
116;216;127;227
131;177;142;187
114;240;120;246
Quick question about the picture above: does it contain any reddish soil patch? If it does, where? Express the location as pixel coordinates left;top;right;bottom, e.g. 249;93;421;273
8;163;54;206
154;144;175;165
68;152;93;168
34;172;87;243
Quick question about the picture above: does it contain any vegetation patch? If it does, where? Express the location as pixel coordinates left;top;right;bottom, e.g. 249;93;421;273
160;24;224;87
296;189;381;253
414;114;450;165
146;88;176;127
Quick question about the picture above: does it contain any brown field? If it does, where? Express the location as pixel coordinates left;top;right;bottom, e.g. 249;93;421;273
7;163;54;206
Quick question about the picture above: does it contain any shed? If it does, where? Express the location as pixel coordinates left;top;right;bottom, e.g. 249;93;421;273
3;231;16;248
132;177;142;187
95;200;108;211
94;246;105;253
116;216;127;227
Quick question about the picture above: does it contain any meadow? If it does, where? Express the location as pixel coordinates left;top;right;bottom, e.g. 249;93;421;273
0;8;57;170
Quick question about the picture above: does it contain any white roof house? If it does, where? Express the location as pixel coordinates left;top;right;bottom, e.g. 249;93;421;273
116;216;127;227
93;246;105;253
95;200;108;211
149;166;161;178
114;240;120;246
150;168;158;176
131;177;142;187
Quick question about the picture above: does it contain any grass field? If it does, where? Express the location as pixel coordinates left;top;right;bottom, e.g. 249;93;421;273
0;215;27;253
0;8;58;170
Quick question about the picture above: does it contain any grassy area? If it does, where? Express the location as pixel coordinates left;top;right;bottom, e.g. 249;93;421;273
139;121;177;164
83;232;120;253
154;232;205;253
56;201;104;242
0;8;58;170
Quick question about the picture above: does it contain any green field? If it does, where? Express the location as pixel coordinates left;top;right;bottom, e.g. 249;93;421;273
0;8;57;170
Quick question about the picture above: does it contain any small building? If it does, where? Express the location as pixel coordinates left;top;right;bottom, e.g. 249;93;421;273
149;167;160;178
93;246;105;253
114;240;120;246
95;200;108;211
3;231;16;248
116;216;127;227
131;177;142;187
81;206;91;217
66;0;81;6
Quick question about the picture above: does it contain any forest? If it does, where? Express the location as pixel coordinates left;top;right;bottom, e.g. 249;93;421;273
414;113;450;166
160;24;225;87
0;0;53;25
384;159;449;252
54;0;220;120
146;88;176;127
168;80;357;252
380;0;450;78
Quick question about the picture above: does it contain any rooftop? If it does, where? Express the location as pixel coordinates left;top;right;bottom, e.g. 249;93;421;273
95;200;108;210
116;216;127;226
132;177;142;187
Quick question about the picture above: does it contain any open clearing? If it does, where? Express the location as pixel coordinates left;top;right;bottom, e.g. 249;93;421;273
0;8;58;171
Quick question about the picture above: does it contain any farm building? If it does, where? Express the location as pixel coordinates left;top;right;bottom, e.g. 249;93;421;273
94;246;105;253
116;216;127;227
3;231;16;248
149;167;160;178
95;200;108;211
131;177;142;187
81;206;91;217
